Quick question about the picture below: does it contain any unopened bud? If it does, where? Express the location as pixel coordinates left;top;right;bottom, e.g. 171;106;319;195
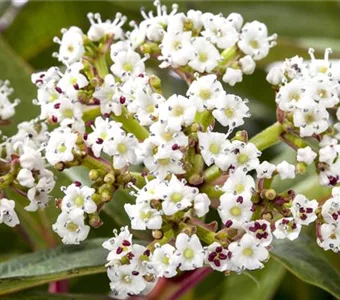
89;213;103;228
104;173;115;183
89;169;100;181
265;189;276;200
152;230;163;240
296;162;307;174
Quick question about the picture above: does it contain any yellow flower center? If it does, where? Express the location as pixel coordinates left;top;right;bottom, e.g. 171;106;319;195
243;247;254;257
171;192;183;203
235;184;245;194
237;153;249;164
123;63;133;72
63;109;74;118
230;206;241;217
66;222;79;232
183;248;194;259
225;108;234;118
117;143;127;154
74;196;84;207
162;256;170;265
173;105;184;116
198;52;208;62
199;89;211;100
209;143;220;154
158;158;170;165
58;144;67;153
249;40;259;49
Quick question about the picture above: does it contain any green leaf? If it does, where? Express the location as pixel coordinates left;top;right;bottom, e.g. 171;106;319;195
221;260;285;300
0;238;107;295
0;36;38;136
2;292;111;300
271;233;340;299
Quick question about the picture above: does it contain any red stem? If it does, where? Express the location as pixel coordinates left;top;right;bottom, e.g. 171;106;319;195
168;267;213;300
48;280;69;294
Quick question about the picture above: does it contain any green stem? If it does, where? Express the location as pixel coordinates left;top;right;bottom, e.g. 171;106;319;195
249;122;284;151
113;109;149;140
280;131;309;150
0;173;14;189
203;165;221;183
195;224;215;245
94;54;109;78
82;155;111;172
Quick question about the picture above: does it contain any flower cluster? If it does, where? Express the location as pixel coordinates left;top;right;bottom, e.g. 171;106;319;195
130;0;276;85
0;1;339;299
0;80;19;121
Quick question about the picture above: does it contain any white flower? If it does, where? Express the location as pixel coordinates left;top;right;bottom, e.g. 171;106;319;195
87;12;126;42
321;196;340;225
308;48;332;77
103;226;133;264
187;75;224;112
124;203;162;230
52;211;90;244
238;21;276;60
158;95;196;131
276;161;296;180
256;161;276;179
149;121;188;148
135;93;165;126
0;80;19;120
296;146;317;165
149;244;177;278
94;74;122;116
204;242;232;271
107;264;147;299
86;117;121;157
54;26;84;65
45;126;78;166
226;12;244;31
17;169;35;188
212;94;250;128
132;178;163;204
229;234;269;270
111;49;146;79
0;198;19;227
222;168;255;200
141;140;185;180
290;194;318;225
162;174;198;216
110;132;138;169
201;13;239;49
266;66;284;85
197;132;231;170
61;184;96;215
317;223;340;253
193;193;211;217
239;55;256;74
226;141;261;172
273;217;301;241
222;68;243;86
275;79;306;112
293;104;329;137
243;220;272;246
19;145;44;170
218;194;253;229
188;37;220;73
173;233;204;271
159;31;193;68
57;63;88;99
310;76;339;108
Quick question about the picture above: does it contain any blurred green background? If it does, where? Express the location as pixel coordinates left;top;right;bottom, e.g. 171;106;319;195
0;1;339;299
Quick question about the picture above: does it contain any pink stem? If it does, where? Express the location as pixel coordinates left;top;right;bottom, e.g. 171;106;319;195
48;280;69;294
169;267;213;300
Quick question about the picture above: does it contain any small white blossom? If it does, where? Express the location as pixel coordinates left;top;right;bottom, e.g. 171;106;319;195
0;198;19;227
222;68;243;86
218;194;253;229
296;146;317;165
204;242;232;271
243;220;273;246
124;203;162;230
193;193;211;217
317;223;340;253
149;244;177;278
256;161;276;179
173;233;204;271
229;234;269;270
52;211;90;244
276;161;296;180
273;217;301;241
321;195;340;225
290;194;318;225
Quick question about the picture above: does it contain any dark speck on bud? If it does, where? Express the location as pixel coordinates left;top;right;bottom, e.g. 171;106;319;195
172;144;180;150
74;181;82;187
225;220;233;228
119;96;126;104
55;86;62;94
73;83;79;90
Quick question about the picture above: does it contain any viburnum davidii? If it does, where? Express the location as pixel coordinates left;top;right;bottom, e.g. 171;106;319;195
1;1;340;298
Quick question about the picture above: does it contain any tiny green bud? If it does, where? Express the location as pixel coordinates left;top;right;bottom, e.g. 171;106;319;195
296;162;307;174
152;230;163;240
89;169;100;181
104;173;115;183
265;189;276;200
89;213;103;228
